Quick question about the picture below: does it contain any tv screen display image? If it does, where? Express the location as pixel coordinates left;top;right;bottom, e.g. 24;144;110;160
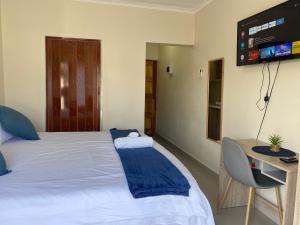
237;0;300;66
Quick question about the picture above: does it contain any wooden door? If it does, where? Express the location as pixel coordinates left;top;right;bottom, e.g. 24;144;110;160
144;60;157;136
46;37;101;132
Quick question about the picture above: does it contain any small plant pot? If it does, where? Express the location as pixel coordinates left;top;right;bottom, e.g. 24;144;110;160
271;144;280;152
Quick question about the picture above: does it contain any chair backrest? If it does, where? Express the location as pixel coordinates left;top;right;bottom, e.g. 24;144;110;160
222;137;257;187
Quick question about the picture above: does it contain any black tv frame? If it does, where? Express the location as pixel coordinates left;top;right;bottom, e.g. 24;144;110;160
237;0;300;66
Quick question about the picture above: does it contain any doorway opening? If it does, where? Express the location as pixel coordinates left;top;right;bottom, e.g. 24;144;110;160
144;43;193;138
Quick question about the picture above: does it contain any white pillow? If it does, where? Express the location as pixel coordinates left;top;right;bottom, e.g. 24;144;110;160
127;132;139;138
114;137;153;149
0;123;13;144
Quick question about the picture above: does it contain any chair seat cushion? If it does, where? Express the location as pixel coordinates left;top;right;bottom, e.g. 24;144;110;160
252;168;282;188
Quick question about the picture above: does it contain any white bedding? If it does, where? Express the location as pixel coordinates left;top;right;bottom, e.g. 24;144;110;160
0;132;214;225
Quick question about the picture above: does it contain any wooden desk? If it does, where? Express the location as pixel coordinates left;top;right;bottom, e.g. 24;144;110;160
219;139;298;225
294;163;300;225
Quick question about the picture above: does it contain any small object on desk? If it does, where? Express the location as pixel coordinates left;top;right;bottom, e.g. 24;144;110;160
280;157;299;164
252;146;296;157
268;134;283;152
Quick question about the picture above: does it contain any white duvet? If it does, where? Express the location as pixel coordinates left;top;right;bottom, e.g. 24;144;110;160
0;132;214;225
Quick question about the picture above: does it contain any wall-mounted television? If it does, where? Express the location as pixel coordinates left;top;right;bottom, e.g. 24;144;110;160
237;0;300;66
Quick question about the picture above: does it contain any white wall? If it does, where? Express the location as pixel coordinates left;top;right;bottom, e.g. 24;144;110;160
156;0;300;222
0;0;4;104
157;0;300;175
156;45;201;155
1;0;194;131
146;43;159;60
195;0;300;169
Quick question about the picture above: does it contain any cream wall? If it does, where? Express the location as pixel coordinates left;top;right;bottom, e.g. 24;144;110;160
146;43;159;60
0;0;4;104
157;0;300;176
156;45;200;156
156;0;300;222
195;0;300;192
1;0;194;131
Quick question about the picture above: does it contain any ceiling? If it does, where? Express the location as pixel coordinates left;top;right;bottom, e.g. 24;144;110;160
78;0;213;13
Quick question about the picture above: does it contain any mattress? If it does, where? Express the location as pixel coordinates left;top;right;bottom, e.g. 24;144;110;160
0;132;214;225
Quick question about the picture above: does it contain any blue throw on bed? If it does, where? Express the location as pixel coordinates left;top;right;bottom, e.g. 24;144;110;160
110;128;191;198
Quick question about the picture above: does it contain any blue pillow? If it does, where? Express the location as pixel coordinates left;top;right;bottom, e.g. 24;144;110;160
0;106;39;140
0;152;11;176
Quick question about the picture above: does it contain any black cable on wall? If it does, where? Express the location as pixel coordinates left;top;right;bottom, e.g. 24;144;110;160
256;61;281;141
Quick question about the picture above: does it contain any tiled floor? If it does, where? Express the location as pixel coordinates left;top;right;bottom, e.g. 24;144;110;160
154;135;277;225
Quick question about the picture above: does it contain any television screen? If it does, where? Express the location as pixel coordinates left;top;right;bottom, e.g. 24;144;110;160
237;0;300;66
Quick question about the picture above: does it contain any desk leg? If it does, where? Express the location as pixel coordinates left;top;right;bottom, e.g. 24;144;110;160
276;187;283;225
283;172;297;225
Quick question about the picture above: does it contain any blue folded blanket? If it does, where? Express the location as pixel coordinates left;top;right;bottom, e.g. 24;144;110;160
110;128;140;141
110;129;191;198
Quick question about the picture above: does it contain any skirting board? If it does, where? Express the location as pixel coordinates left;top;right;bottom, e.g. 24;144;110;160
154;133;218;176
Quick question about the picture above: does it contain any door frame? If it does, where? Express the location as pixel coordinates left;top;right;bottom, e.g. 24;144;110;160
144;60;157;136
206;58;224;143
45;36;101;131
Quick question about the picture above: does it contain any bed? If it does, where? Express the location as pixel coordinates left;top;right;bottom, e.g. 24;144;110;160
0;132;214;225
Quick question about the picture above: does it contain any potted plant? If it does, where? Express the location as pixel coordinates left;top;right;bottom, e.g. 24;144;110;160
268;134;283;152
